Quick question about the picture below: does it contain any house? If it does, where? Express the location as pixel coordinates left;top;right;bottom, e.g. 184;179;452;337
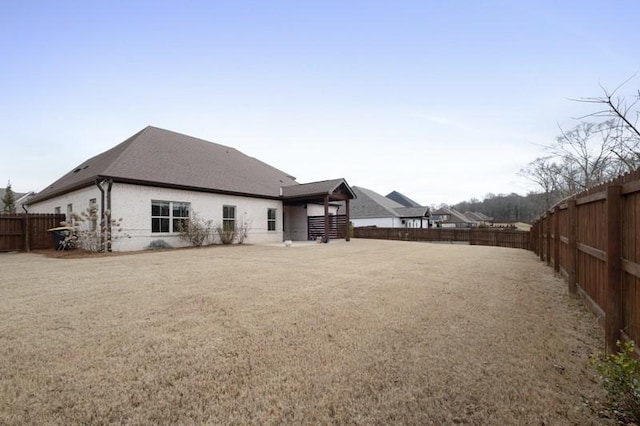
464;211;494;226
348;186;431;228
26;126;355;251
430;207;477;228
385;190;422;208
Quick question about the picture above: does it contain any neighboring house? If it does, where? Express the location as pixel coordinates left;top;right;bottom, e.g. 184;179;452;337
0;188;35;213
385;190;422;208
26;126;355;251
464;211;494;226
348;186;431;228
430;207;478;228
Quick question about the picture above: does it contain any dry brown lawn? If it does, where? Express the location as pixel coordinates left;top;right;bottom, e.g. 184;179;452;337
0;239;610;425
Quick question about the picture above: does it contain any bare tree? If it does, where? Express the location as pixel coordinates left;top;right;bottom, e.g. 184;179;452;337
573;77;640;171
552;121;620;191
521;79;640;215
519;157;562;209
521;120;625;207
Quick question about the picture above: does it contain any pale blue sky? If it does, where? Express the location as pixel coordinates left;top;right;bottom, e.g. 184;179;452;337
2;1;639;205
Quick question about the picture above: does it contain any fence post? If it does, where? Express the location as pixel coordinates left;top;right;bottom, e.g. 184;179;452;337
605;185;622;353
553;206;560;273
539;219;544;261
545;214;552;266
567;199;577;296
24;214;30;252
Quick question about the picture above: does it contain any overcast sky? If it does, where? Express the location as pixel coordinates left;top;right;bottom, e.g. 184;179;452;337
2;1;639;205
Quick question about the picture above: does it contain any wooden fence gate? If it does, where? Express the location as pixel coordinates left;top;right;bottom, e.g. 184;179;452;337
0;214;66;252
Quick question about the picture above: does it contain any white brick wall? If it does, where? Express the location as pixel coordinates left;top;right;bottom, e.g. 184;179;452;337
27;186;101;222
29;183;285;251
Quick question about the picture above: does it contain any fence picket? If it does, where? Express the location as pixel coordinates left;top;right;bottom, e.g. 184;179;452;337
530;168;640;351
0;214;66;251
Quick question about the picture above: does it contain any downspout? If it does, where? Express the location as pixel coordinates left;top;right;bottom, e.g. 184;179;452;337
106;179;113;252
96;179;106;252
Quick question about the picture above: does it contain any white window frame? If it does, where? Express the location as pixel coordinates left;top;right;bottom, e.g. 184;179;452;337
223;205;236;231
151;200;190;233
267;208;277;231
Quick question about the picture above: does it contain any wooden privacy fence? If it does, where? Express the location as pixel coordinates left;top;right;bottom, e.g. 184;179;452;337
530;168;640;352
354;227;530;250
0;214;66;252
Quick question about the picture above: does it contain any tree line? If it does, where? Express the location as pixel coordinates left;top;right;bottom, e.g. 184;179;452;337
452;192;548;223
452;78;639;223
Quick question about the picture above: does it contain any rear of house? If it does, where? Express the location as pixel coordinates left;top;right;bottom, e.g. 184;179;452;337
27;126;354;251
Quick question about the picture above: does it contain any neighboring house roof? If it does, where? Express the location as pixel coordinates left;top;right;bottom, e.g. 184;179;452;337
351;186;429;219
351;186;405;218
475;212;494;221
0;188;32;212
432;207;476;224
394;206;429;218
385;190;421;207
16;192;35;207
282;178;356;201
28;126;300;204
465;211;494;222
0;188;26;201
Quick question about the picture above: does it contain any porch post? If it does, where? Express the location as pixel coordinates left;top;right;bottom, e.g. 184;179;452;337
324;195;329;242
345;198;350;241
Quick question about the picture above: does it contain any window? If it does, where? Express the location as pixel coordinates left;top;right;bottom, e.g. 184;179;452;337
67;203;73;220
151;200;190;233
54;206;61;214
172;202;190;232
267;208;276;231
223;205;236;231
151;201;170;233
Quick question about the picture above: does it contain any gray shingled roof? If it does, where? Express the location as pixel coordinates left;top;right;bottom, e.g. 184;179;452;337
350;186;404;218
433;207;476;224
0;188;26;201
394;206;429;217
281;178;353;199
386;190;422;207
350;187;429;219
465;211;493;221
28;126;300;203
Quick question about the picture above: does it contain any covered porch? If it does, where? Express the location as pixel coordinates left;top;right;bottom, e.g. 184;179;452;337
281;178;356;242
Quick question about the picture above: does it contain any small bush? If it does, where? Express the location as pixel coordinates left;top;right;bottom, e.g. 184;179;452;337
213;218;251;245
62;207;125;252
592;340;640;422
147;240;172;250
177;211;213;246
214;223;236;245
